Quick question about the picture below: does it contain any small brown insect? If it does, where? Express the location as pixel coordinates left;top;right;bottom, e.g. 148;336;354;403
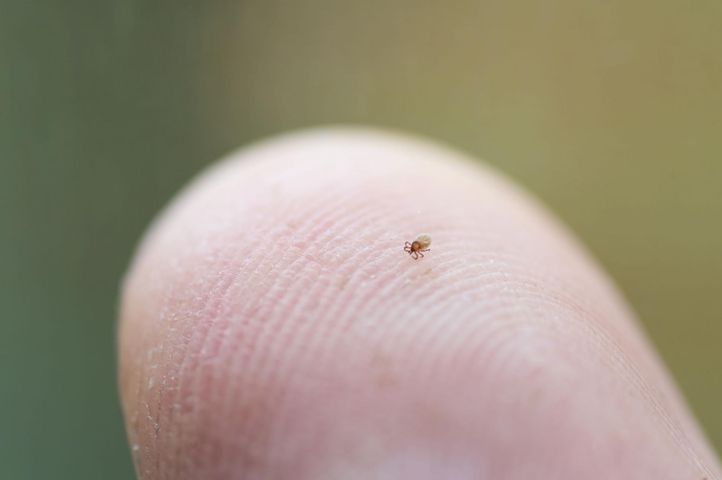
404;233;432;260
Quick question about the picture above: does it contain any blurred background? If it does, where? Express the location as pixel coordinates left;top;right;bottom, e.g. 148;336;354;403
1;1;721;478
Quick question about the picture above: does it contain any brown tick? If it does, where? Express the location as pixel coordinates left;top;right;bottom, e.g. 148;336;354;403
404;234;432;260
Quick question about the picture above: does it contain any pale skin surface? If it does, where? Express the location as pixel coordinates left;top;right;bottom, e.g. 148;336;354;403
118;128;722;479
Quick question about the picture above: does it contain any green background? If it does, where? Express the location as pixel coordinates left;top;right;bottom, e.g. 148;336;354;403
2;1;720;478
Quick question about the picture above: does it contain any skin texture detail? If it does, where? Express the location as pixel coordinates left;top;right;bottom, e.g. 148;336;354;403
118;128;721;480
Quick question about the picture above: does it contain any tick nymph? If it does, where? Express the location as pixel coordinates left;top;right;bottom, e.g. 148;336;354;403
404;233;432;260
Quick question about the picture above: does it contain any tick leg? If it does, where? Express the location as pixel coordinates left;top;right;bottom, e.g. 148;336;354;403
418;251;424;258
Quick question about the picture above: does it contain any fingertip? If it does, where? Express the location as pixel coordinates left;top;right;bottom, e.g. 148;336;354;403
118;127;721;479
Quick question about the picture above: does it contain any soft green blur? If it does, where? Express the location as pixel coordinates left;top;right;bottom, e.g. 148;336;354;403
1;1;720;478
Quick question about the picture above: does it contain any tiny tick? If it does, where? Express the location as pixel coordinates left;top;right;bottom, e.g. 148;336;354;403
404;233;432;260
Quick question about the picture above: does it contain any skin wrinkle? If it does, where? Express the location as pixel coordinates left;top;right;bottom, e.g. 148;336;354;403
305;255;423;387
131;195;238;476
316;248;652;472
423;267;703;475
119;129;721;479
189;238;287;474
441;296;685;473
202;204;360;475
237;187;402;353
250;194;386;369
321;253;501;380
378;312;651;475
186;251;253;476
219;208;400;474
155;286;193;477
120;264;162;465
206;170;450;474
255;216;668;474
165;244;245;478
414;310;524;395
431;221;697;433
126;278;160;477
398;262;516;347
136;264;185;477
187;256;568;474
193;246;283;476
513;290;710;474
170;178;318;476
422;294;543;385
518;282;713;474
370;274;577;399
352;247;592;384
139;213;197;475
211;196;364;470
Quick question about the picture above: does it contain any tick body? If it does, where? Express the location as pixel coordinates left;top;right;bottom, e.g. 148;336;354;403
404;233;432;260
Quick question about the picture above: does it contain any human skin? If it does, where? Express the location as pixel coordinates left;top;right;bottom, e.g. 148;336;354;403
118;128;721;479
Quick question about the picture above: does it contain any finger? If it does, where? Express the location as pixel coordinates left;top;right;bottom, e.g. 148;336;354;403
118;128;721;479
